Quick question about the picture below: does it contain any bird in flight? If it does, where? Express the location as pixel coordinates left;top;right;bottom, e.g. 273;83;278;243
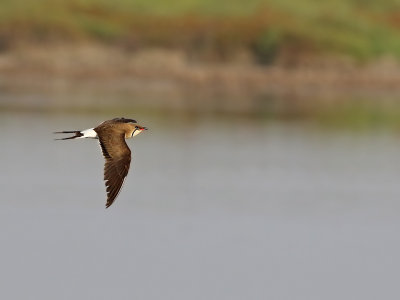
55;118;147;208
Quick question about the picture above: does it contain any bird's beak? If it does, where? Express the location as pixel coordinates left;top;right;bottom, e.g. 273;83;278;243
141;127;148;131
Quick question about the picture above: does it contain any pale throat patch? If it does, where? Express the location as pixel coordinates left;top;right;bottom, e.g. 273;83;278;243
132;129;143;137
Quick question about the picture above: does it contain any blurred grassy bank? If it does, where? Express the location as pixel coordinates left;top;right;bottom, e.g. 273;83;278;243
2;0;400;127
2;0;400;63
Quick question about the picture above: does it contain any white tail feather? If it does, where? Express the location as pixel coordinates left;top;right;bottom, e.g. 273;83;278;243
80;128;98;139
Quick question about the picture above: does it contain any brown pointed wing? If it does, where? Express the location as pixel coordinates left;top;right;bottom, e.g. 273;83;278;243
98;132;131;208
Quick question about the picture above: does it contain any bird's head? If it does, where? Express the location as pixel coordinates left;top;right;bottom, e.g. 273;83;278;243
131;124;148;138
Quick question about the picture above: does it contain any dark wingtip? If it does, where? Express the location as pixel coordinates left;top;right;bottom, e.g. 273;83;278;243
105;198;114;208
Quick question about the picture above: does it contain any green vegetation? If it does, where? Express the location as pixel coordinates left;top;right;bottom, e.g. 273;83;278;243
1;0;400;62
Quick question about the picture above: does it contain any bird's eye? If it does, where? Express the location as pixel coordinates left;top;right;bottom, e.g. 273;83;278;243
135;126;139;129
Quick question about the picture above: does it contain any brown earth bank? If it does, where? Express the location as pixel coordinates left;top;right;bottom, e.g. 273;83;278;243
1;44;400;94
1;43;400;116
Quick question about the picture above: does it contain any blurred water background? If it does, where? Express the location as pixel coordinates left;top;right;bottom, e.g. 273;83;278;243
2;0;400;299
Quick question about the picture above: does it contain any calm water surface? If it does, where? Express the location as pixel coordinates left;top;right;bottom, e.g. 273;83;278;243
1;112;400;299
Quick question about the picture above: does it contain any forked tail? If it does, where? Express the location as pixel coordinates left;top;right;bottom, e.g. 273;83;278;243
54;130;83;140
54;128;98;140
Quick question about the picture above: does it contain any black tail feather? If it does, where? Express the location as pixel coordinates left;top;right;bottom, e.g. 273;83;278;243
54;131;80;134
54;130;83;140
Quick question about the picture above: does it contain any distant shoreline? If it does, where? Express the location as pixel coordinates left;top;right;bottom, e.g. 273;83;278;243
2;44;400;125
1;44;400;99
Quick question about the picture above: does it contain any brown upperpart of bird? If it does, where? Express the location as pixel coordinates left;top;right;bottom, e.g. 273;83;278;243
55;117;147;208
